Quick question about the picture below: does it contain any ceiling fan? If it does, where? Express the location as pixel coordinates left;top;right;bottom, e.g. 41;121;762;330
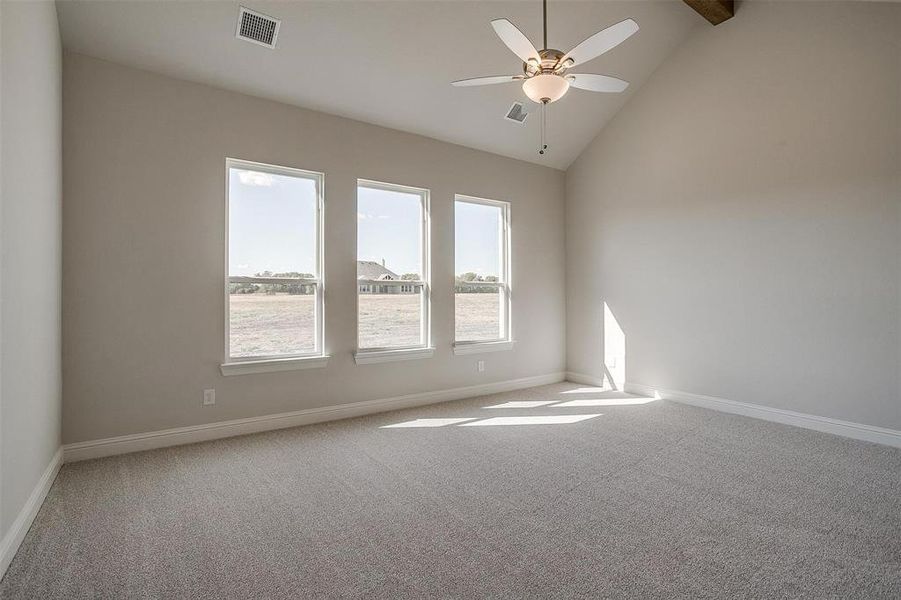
452;0;638;155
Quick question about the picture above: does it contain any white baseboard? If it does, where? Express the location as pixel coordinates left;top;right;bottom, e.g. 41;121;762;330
0;447;62;579
565;371;606;387
624;381;901;448
63;372;566;462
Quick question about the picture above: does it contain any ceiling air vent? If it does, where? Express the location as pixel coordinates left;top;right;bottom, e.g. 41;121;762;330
504;102;528;125
236;6;280;49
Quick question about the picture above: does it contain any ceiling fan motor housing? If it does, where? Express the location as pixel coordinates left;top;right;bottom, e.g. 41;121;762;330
523;49;569;77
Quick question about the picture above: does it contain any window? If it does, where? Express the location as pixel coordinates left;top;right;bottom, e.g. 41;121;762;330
224;159;325;370
356;180;430;359
454;195;511;350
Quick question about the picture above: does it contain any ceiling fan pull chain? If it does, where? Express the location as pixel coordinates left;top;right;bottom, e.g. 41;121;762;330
538;102;543;154
539;100;548;155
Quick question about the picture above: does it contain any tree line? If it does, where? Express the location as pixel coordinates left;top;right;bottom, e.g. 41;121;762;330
229;272;314;295
229;271;499;294
455;272;499;293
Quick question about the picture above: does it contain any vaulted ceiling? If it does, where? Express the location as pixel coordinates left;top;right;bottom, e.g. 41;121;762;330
57;1;700;169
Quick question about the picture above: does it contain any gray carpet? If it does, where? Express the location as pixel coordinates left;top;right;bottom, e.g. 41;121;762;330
2;383;900;599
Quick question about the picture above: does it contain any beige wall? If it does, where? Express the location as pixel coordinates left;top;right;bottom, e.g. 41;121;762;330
0;1;62;534
566;1;901;429
62;53;565;444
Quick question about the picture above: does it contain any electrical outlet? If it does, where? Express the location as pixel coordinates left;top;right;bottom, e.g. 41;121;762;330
203;388;216;406
477;360;485;373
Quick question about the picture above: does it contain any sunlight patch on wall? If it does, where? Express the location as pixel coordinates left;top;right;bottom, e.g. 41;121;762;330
604;301;626;390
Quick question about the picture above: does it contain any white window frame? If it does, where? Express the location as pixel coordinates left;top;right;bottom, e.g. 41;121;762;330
354;179;432;364
453;194;513;355
221;158;327;375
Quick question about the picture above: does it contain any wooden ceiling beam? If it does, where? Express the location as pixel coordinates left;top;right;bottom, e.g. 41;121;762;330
682;0;735;25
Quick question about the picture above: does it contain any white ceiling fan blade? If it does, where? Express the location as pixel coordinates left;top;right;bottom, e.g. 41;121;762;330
567;74;629;93
452;75;523;87
491;19;541;64
561;19;639;68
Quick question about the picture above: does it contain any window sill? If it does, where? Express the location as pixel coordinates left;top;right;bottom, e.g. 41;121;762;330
453;341;514;355
354;347;435;365
220;355;330;376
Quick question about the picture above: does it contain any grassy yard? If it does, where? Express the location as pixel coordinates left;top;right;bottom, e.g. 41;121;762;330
229;293;316;357
229;293;501;357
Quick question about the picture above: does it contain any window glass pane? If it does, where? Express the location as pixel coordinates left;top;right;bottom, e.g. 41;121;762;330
229;168;317;277
229;292;316;357
228;165;319;358
455;287;502;342
455;201;501;278
357;183;425;349
358;291;422;348
455;199;507;342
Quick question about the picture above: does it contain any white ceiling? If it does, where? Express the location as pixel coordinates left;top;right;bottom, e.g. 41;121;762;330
57;1;700;170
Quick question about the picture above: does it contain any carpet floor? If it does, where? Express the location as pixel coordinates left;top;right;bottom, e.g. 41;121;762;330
2;383;899;598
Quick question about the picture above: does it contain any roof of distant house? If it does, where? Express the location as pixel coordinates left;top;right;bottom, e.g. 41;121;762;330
357;260;399;280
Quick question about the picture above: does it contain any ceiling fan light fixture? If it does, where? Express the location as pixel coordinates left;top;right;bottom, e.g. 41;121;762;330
522;73;569;104
451;1;638;155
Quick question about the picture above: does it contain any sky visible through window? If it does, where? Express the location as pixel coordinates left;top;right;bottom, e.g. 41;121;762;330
229;168;317;276
455;200;501;277
229;168;500;278
357;185;422;276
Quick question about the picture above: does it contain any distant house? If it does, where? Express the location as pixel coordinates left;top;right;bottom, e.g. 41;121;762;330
357;260;417;294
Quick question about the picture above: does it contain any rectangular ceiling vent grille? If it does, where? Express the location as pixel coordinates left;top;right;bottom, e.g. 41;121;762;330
505;102;528;125
236;6;280;48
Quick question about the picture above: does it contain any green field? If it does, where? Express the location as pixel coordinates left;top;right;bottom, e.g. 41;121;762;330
229;293;501;357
